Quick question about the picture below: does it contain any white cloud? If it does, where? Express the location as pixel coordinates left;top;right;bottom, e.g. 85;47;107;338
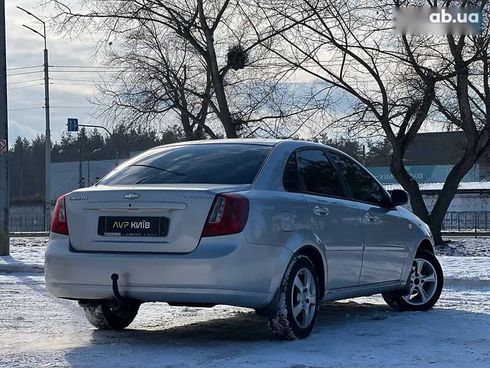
7;119;42;144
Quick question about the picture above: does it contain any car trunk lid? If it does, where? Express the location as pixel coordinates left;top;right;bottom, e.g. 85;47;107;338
65;184;249;253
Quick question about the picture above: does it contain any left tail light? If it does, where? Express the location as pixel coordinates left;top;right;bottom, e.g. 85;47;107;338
51;195;68;235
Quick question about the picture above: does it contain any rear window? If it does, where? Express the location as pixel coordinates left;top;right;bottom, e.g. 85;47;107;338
99;144;272;185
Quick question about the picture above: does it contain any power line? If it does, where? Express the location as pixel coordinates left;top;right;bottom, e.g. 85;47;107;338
9;106;42;112
50;65;125;70
9;105;94;112
49;70;121;73
7;78;43;85
7;70;42;77
7;65;42;71
8;83;43;91
51;78;99;82
51;105;94;109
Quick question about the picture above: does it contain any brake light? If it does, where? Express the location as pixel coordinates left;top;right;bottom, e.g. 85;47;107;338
202;193;249;237
51;195;68;235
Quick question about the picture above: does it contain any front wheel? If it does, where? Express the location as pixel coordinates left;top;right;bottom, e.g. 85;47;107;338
80;300;140;330
268;255;320;340
383;250;443;311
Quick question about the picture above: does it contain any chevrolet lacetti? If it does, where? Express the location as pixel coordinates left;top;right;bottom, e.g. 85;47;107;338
45;139;443;339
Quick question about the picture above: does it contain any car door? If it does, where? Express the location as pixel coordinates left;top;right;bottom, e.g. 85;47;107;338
294;149;364;289
328;150;408;285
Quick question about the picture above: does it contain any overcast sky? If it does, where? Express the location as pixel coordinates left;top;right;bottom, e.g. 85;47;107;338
6;1;103;146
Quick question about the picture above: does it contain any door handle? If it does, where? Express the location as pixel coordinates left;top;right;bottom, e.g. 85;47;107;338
314;206;330;217
364;212;376;222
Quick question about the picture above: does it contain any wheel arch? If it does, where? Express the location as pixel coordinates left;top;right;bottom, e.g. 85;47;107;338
294;245;326;300
417;239;435;256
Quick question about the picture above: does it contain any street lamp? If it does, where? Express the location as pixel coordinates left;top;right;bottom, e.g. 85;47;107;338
86;148;102;186
17;6;52;231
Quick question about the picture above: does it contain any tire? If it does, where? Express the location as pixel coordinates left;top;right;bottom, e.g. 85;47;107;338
80;300;140;330
268;255;320;340
383;250;443;312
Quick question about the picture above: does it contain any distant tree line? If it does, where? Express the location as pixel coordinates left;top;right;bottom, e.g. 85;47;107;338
320;138;392;167
9;125;184;202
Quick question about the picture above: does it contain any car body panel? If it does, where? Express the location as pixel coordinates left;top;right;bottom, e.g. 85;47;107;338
66;184;250;254
356;203;409;285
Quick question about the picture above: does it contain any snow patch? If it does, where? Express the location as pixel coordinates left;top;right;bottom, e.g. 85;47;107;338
0;237;46;274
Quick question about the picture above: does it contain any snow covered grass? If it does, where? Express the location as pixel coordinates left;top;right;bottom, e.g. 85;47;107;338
0;237;489;367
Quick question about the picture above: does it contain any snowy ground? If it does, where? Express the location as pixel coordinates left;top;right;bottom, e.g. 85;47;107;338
0;237;489;368
437;236;490;257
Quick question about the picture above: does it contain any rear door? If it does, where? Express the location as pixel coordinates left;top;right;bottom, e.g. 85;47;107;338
295;149;364;289
328;151;408;285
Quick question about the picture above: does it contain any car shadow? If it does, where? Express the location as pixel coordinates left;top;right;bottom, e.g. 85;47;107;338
62;300;490;367
79;301;390;346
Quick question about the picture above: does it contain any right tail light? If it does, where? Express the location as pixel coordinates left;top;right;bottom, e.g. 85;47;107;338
201;193;249;237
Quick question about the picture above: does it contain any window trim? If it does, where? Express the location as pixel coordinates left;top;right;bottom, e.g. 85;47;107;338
324;148;394;208
282;151;304;193
282;147;350;201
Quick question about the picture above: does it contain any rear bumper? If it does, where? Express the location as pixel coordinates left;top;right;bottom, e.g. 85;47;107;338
44;234;292;309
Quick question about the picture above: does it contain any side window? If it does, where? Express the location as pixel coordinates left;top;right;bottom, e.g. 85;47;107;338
283;152;302;192
329;151;390;206
297;149;345;198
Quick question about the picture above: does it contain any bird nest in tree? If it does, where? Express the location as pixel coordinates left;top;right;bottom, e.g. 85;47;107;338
227;45;248;70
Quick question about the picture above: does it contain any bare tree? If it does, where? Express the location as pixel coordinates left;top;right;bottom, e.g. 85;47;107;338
50;0;320;139
94;20;216;140
258;0;490;243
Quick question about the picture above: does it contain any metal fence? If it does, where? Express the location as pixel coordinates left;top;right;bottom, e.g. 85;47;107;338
442;211;490;232
9;204;45;232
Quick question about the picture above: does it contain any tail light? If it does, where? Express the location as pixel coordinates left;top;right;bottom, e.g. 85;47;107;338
51;195;68;235
202;193;249;237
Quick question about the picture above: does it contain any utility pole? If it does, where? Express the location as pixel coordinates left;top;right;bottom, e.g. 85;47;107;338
79;130;83;188
17;7;51;230
0;0;9;255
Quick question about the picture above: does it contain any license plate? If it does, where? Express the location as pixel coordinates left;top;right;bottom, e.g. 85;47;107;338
97;216;169;237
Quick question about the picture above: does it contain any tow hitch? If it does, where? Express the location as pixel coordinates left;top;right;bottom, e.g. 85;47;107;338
111;273;138;306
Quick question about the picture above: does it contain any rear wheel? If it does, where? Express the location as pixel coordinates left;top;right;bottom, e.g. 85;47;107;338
268;255;320;340
383;250;443;311
80;300;140;330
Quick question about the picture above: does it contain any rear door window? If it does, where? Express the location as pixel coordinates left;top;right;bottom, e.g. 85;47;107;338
296;149;346;198
99;144;272;185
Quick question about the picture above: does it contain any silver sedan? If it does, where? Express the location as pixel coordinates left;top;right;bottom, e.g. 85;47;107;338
45;139;443;339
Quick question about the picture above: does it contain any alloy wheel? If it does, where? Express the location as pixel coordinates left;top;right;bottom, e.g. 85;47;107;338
291;267;317;328
402;258;438;306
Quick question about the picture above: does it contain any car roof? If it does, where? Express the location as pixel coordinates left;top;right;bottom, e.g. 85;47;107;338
155;138;331;150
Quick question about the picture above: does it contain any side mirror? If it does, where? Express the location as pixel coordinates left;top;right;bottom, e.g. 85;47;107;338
390;189;409;207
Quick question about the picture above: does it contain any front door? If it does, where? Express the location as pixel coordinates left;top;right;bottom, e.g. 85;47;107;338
328;151;408;284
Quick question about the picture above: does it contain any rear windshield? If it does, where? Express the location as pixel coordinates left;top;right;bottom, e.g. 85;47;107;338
99;144;272;185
